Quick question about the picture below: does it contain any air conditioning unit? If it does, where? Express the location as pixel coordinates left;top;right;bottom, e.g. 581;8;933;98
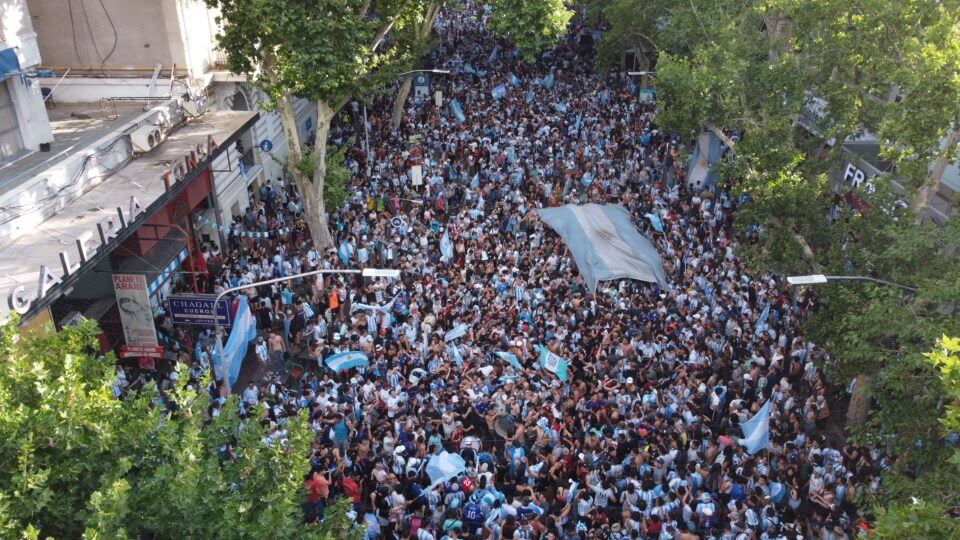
182;100;205;117
131;124;162;153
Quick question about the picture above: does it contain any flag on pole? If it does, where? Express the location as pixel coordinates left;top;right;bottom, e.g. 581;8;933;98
537;345;569;382
444;323;469;342
508;73;521;87
543;73;555;89
324;351;370;372
213;296;257;385
737;400;772;454
494;351;523;371
450;99;466;124
425;452;466;490
755;302;771;330
491;84;507;100
644;212;664;233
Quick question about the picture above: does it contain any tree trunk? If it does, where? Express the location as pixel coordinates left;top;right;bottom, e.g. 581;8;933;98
391;74;414;129
912;128;960;224
391;4;438;129
276;94;303;165
307;101;336;249
845;373;873;429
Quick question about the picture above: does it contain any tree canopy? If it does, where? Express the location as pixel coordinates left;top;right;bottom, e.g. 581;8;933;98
0;319;359;538
588;0;960;528
488;0;574;63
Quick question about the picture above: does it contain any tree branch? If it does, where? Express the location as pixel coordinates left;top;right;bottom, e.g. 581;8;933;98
771;217;823;272
705;124;738;155
369;2;410;52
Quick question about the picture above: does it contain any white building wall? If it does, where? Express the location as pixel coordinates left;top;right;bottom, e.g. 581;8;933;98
209;90;317;226
6;76;52;149
1;0;52;151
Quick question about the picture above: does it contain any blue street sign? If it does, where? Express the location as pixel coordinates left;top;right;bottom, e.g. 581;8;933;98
259;139;274;152
169;294;232;326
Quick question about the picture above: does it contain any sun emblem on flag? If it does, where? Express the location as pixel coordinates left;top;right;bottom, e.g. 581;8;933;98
595;228;616;243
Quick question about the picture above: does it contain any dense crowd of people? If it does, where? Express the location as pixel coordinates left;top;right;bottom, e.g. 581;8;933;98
123;5;888;540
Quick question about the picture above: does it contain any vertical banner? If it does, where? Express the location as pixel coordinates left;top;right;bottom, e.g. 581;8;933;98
434;90;443;109
411;164;424;186
113;274;158;347
450;98;466;124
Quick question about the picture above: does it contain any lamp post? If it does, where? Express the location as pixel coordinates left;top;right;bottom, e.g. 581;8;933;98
212;267;400;394
786;274;917;293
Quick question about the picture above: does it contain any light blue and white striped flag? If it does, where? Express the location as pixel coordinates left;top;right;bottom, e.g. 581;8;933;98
537;204;668;293
444;323;469;342
737;400;772;454
494;351;523;371
450;99;466;124
324;350;370;372
644;212;664;233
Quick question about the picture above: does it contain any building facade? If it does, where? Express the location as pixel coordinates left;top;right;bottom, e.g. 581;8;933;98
0;0;319;347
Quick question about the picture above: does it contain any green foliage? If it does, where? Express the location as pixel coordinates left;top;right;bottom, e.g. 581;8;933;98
207;0;419;109
871;497;960;539
601;0;960;519
489;0;574;63
0;318;357;538
293;140;352;210
928;337;960;470
323;143;353;210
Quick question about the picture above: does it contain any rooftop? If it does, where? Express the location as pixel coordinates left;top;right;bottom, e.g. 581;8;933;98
0;101;152;192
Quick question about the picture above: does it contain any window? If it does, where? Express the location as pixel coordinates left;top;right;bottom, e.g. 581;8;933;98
0;80;23;161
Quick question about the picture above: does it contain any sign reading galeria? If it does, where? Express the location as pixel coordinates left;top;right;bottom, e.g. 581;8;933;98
112;274;158;347
168;294;232;326
5;197;147;316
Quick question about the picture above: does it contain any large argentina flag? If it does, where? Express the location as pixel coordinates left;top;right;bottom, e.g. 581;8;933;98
537;204;668;292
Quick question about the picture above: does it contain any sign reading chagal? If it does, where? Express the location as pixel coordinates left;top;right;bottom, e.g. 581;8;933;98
6;196;147;315
168;294;232;326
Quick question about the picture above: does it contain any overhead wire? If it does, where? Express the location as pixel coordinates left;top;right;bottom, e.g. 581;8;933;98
96;0;120;71
67;0;86;67
78;0;105;68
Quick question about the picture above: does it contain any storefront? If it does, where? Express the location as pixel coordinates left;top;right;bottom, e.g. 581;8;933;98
0;110;257;354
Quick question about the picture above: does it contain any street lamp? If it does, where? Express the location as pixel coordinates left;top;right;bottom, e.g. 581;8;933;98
786;274;917;293
212;267;400;394
399;69;451;76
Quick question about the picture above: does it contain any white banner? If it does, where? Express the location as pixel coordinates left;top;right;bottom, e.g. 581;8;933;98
113;274;158;347
411;164;423;186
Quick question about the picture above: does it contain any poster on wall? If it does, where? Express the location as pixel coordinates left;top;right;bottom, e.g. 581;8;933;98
113;274;158;347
